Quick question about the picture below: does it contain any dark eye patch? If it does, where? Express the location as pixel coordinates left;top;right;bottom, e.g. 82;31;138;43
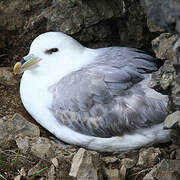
45;48;59;54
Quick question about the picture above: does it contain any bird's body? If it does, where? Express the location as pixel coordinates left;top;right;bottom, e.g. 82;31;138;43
15;32;170;152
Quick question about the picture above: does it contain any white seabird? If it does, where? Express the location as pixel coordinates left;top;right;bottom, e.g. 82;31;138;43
14;32;170;152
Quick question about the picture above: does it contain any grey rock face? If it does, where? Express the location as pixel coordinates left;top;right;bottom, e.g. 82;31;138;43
45;0;124;34
149;33;180;149
141;0;180;33
1;0;152;66
150;33;180;113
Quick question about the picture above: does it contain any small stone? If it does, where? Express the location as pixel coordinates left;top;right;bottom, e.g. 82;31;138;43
69;148;102;180
47;165;56;180
119;165;126;180
143;170;155;180
12;113;40;137
16;136;30;153
101;156;119;164
30;137;56;159
164;111;180;129
170;151;176;159
104;167;120;180
121;158;136;169
51;157;59;168
14;175;22;180
137;148;161;168
19;167;26;176
16;136;57;159
31;142;51;159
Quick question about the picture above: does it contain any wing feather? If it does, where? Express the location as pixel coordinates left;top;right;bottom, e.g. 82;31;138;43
49;47;167;138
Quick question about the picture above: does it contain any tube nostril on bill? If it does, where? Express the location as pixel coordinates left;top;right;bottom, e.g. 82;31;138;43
21;57;26;64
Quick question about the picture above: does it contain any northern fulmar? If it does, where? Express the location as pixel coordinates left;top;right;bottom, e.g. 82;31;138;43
13;32;170;152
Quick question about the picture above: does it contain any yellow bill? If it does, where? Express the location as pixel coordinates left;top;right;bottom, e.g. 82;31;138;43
13;54;41;74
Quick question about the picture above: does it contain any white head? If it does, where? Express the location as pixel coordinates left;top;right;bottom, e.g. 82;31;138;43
13;32;86;75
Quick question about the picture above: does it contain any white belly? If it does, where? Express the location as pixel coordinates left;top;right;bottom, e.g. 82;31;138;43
20;71;171;152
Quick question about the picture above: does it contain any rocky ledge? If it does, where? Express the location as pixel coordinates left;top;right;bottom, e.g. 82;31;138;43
0;68;179;180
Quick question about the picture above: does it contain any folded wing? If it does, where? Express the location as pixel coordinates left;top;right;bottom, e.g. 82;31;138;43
49;47;167;138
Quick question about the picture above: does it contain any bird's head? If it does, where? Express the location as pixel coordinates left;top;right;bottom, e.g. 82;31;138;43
13;32;85;74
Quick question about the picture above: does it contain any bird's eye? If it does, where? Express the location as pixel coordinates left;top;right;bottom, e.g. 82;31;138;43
45;48;59;54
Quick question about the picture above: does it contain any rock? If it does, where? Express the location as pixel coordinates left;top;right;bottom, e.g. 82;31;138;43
51;157;59;168
175;149;180;160
164;111;180;129
1;0;124;66
54;154;76;179
45;0;124;34
117;150;139;161
119;165;126;180
149;60;174;93
141;0;180;33
31;138;52;159
1;0;153;67
169;130;180;146
27;160;50;177
0;113;40;149
102;156;136;180
150;33;180;113
143;172;154;180
137;148;161;168
0;67;18;86
172;63;180;111
152;33;179;60
69;148;102;180
47;165;56;180
101;156;119;164
147;19;164;33
14;175;22;180
0;67;23;120
15;135;76;179
0;0;50;66
170;147;180;160
121;158;136;169
15;136;30;153
104;167;120;180
143;159;180;180
16;136;59;158
19;167;26;176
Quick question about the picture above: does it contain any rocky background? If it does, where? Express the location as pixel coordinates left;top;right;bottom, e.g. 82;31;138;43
0;0;180;179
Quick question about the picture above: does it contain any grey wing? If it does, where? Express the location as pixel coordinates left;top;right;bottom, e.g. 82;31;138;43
49;47;167;138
